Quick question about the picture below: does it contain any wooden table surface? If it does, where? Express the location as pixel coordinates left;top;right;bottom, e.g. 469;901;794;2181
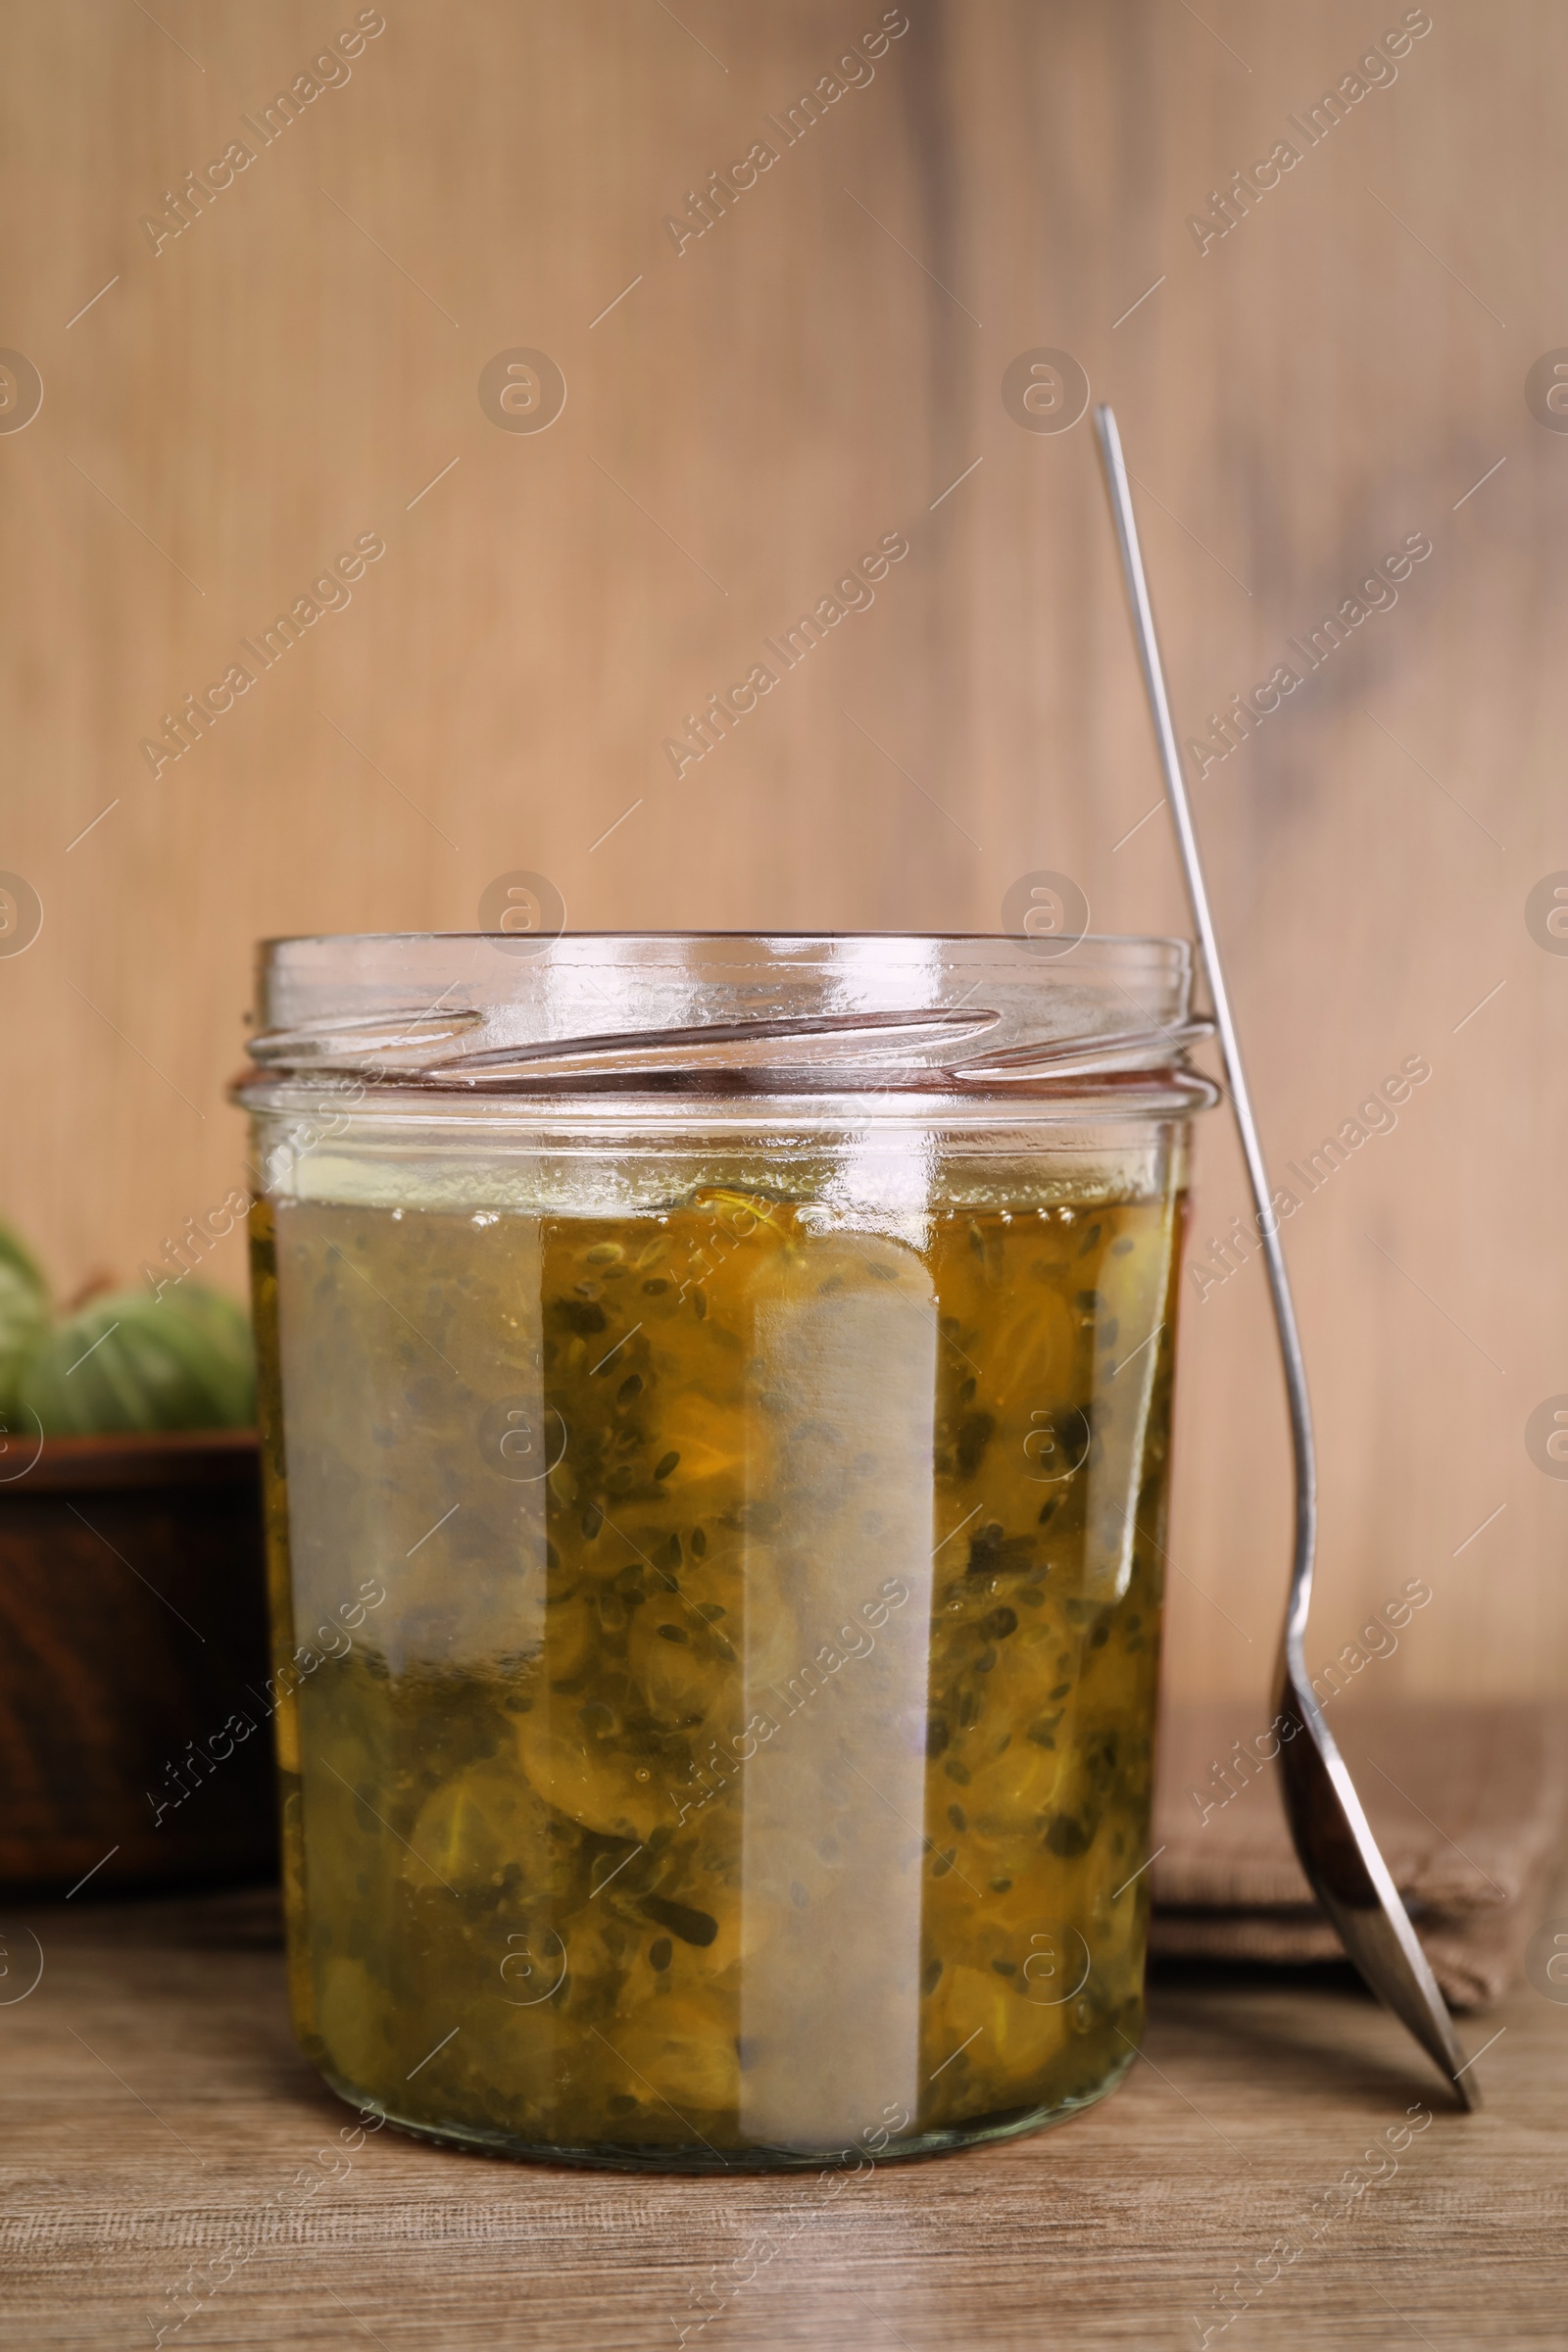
3;1887;1564;2350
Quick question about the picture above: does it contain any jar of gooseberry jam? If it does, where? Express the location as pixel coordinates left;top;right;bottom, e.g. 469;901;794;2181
235;932;1214;2171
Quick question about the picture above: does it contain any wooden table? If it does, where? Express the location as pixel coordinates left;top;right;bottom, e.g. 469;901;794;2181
3;1888;1564;2349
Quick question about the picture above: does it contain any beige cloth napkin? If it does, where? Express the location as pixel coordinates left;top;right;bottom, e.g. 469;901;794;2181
1150;1699;1568;2009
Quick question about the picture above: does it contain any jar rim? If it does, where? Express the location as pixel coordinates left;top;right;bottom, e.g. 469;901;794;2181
241;929;1212;1102
256;928;1190;951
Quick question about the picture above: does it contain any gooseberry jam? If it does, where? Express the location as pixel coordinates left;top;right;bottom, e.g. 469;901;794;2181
237;928;1210;2167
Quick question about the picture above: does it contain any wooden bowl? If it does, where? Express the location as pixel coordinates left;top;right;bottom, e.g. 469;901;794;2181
0;1428;277;1892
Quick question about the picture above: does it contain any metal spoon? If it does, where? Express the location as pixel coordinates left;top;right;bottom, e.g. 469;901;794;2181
1092;402;1479;2111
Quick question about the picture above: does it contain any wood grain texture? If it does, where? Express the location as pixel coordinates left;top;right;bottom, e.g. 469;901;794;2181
2;1886;1566;2347
0;0;1563;1711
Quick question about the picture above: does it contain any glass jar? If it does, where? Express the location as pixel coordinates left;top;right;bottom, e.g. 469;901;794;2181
234;932;1214;2171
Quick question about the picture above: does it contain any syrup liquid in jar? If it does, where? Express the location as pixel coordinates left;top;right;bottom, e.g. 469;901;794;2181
250;1151;1183;2168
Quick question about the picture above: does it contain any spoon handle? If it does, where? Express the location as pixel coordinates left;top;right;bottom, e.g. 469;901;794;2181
1092;404;1317;1620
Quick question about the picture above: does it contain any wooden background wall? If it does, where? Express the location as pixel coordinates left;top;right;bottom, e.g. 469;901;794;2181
2;0;1563;1705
